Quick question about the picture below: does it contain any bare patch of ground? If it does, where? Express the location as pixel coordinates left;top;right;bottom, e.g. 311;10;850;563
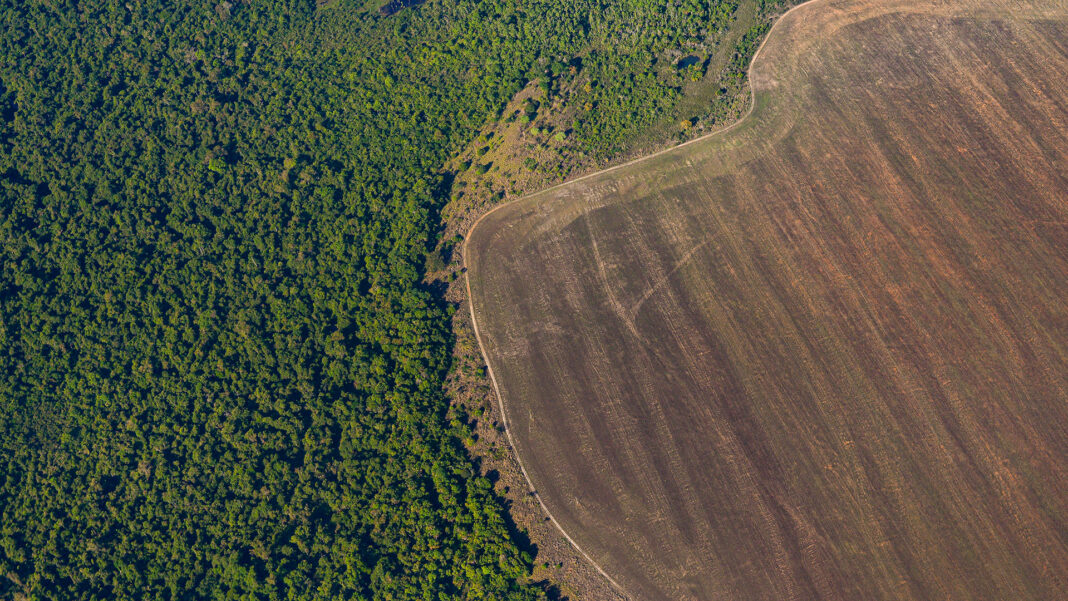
465;1;1068;600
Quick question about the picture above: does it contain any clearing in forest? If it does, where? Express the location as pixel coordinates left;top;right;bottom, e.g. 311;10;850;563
465;1;1068;600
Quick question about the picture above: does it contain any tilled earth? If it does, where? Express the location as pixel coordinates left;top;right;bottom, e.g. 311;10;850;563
465;1;1068;600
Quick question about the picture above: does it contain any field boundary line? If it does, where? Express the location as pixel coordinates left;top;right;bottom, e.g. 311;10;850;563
461;0;822;597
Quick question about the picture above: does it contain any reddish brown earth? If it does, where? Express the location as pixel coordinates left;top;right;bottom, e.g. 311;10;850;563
464;1;1068;600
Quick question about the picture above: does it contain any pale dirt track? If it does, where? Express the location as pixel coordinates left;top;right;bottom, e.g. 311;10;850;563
465;1;1068;600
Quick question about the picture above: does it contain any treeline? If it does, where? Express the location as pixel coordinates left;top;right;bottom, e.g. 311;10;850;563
0;0;782;600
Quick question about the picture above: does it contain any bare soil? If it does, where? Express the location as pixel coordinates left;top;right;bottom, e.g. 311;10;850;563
465;1;1068;600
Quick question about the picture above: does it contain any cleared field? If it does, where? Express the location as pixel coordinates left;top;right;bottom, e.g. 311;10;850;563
465;1;1068;600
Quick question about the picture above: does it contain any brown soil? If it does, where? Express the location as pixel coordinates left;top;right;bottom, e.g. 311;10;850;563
465;1;1068;600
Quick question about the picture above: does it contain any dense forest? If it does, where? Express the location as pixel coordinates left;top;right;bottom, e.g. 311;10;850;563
0;0;787;599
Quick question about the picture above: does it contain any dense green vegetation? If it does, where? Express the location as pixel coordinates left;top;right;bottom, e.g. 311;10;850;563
568;0;742;153
0;0;785;599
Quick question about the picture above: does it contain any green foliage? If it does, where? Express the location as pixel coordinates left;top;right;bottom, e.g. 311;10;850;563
726;20;773;78
0;0;573;599
569;0;741;155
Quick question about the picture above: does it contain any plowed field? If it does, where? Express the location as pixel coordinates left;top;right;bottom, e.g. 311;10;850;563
465;1;1068;600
